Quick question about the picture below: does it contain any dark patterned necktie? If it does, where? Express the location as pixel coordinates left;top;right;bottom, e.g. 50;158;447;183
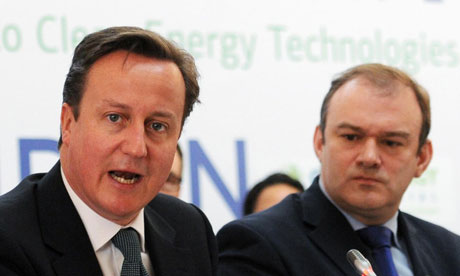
357;226;399;276
112;227;150;276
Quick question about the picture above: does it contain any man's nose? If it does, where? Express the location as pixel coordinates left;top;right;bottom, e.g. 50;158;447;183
121;124;148;158
356;139;381;169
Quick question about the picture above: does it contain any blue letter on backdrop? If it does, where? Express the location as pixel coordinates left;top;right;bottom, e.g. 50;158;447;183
19;138;58;179
189;140;247;218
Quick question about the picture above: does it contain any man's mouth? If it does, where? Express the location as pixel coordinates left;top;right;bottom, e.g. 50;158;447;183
355;176;377;181
353;176;383;184
109;171;141;184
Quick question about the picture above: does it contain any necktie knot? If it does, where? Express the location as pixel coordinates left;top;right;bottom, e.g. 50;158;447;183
357;226;393;249
356;226;399;276
112;228;149;276
112;228;142;263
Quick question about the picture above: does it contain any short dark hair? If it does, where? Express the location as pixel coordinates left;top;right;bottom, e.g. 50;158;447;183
319;63;430;153
243;173;304;215
58;26;200;147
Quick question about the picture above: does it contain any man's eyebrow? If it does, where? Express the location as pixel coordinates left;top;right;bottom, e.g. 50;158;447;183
101;99;131;111
101;99;176;119
336;123;364;133
382;131;410;139
148;111;175;120
336;122;411;139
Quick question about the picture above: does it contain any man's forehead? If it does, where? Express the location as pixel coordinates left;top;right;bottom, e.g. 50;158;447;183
340;76;407;96
326;89;422;141
87;50;177;75
327;76;419;116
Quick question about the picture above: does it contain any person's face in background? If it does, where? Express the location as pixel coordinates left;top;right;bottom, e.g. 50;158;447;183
60;50;185;225
314;77;432;225
253;183;301;213
160;150;183;197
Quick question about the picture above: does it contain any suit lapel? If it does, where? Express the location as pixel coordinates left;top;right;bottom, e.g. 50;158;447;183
36;162;102;276
398;213;434;276
301;178;371;275
144;204;194;276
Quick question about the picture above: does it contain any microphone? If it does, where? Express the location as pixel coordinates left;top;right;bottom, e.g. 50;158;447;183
346;249;377;276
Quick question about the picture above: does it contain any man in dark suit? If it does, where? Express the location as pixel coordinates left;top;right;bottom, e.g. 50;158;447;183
217;64;460;275
0;26;217;276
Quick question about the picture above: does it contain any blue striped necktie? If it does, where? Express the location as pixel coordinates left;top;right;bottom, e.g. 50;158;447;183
357;226;399;276
112;227;150;276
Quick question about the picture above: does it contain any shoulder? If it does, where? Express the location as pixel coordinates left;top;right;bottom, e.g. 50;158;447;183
216;195;303;276
400;212;460;245
217;193;304;255
399;212;460;272
0;173;48;275
147;193;209;226
146;193;216;247
0;163;61;228
0;173;45;234
220;192;303;235
146;194;218;274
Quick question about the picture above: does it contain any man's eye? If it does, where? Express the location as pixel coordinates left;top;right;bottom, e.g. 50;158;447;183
107;114;121;122
343;134;358;141
151;122;166;131
384;140;402;147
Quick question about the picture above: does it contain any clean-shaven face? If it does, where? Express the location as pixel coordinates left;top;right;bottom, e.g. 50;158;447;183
314;77;432;225
60;50;185;225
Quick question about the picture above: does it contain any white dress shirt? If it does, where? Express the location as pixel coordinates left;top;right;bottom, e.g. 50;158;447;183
61;167;154;276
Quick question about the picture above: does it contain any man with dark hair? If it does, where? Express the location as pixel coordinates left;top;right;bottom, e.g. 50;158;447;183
217;63;460;275
0;26;217;276
243;173;303;215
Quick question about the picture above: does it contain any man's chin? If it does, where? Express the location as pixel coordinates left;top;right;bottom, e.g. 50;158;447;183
96;202;144;224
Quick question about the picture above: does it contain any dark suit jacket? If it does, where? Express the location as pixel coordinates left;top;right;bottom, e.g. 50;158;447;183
217;177;460;276
0;162;217;276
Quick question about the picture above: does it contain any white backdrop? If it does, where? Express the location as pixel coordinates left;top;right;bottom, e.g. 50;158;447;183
1;0;459;233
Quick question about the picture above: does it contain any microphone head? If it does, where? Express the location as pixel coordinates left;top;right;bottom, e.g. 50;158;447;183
346;249;376;276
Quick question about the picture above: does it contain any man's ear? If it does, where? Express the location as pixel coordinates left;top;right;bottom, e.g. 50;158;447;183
60;103;75;146
313;126;324;161
414;139;433;178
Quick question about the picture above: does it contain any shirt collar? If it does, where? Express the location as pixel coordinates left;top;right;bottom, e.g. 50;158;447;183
318;175;401;248
61;166;147;252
